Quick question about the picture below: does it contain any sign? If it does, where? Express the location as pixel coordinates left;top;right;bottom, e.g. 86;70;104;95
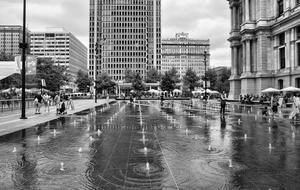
41;79;46;87
15;55;37;75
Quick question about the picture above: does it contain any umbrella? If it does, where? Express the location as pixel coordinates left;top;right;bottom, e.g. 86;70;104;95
280;87;300;92
261;88;280;93
148;89;159;94
210;90;220;94
173;89;182;93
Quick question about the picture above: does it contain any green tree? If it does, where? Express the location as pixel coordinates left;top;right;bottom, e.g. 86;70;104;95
131;72;145;94
0;51;14;61
124;69;135;83
36;58;69;92
202;68;217;90
75;70;92;92
183;68;200;92
145;68;161;83
215;68;231;93
160;68;180;93
95;73;116;95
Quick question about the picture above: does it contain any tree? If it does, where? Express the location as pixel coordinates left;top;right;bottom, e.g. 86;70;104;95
183;68;200;92
202;68;217;90
131;72;145;94
160;68;180;93
36;58;69;92
145;68;161;83
215;68;231;93
124;69;135;83
0;51;14;61
75;70;92;92
95;73;116;95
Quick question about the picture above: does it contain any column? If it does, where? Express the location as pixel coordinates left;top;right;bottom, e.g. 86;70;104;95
233;46;238;75
246;40;251;72
245;0;250;21
290;28;295;68
242;42;246;73
233;6;237;29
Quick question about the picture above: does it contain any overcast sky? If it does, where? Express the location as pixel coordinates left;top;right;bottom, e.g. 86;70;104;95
0;0;231;67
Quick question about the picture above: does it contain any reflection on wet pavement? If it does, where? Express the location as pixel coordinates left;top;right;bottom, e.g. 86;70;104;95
0;100;299;190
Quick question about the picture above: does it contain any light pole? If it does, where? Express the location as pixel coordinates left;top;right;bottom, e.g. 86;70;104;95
20;0;28;119
204;51;207;102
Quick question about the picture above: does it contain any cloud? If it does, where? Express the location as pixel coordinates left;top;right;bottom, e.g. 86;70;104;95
0;0;231;67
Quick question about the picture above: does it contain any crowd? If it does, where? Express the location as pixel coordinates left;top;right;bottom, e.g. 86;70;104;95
33;92;74;115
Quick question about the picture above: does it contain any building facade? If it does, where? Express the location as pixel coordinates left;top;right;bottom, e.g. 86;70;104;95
0;25;30;56
227;0;300;99
162;33;210;79
89;0;161;81
30;28;88;77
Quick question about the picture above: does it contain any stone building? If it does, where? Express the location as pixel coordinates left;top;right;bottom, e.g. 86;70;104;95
227;0;300;99
162;33;210;79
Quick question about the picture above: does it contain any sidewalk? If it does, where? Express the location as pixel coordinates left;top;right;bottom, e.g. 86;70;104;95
0;99;114;136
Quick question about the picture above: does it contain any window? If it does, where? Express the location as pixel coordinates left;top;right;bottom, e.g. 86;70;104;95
296;78;300;88
297;26;300;40
278;79;284;90
278;0;284;15
280;48;285;69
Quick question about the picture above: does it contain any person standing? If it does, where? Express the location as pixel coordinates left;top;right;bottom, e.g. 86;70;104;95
220;92;227;116
34;92;43;114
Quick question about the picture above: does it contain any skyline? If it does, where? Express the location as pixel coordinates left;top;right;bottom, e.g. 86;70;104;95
0;0;231;67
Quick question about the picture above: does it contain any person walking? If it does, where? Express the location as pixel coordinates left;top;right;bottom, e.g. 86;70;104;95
43;93;51;112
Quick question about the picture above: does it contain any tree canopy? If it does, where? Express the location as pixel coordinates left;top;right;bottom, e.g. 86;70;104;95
183;68;200;92
145;68;161;83
0;51;14;61
131;72;145;93
124;69;135;83
160;67;180;92
75;70;92;92
95;72;116;95
36;58;69;92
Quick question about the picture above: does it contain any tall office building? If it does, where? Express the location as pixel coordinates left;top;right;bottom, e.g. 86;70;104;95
0;25;30;56
30;28;88;78
227;0;300;99
162;33;210;79
89;0;161;81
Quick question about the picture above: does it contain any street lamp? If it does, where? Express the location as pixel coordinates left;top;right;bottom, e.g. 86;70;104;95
20;0;28;119
204;51;207;102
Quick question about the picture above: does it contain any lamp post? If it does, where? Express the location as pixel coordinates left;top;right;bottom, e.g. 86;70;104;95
20;0;27;119
204;51;207;102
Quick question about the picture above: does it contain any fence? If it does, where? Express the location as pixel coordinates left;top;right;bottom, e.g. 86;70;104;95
0;99;34;112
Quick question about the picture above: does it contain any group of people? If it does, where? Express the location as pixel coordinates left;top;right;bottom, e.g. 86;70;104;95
33;92;74;115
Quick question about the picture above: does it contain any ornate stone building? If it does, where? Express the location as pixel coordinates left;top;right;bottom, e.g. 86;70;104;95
227;0;300;99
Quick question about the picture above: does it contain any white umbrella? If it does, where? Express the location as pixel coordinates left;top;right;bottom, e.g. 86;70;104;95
280;87;300;92
261;88;280;93
173;89;182;93
210;90;220;94
148;89;159;94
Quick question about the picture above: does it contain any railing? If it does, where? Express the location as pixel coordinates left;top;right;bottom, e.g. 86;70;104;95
0;99;34;112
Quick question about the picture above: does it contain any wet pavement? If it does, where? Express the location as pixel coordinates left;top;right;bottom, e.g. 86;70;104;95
0;100;299;189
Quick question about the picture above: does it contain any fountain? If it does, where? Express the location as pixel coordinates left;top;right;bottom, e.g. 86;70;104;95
208;145;212;151
238;119;241;125
142;128;145;134
269;143;272;149
268;127;271;133
185;129;189;135
144;147;148;154
37;136;41;141
97;129;102;136
268;118;271;123
146;162;150;171
142;134;146;144
228;159;233;168
60;162;64;171
244;134;247;140
12;147;17;153
89;136;94;141
78;147;82;153
292;132;296;139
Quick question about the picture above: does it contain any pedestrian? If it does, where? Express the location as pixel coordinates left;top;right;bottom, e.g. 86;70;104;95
43;93;51;112
220;92;226;116
54;93;61;114
34;92;43;114
289;94;299;120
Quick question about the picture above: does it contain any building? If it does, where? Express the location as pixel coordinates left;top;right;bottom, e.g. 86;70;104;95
0;25;30;56
89;0;161;81
227;0;300;99
161;33;210;79
30;28;88;78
